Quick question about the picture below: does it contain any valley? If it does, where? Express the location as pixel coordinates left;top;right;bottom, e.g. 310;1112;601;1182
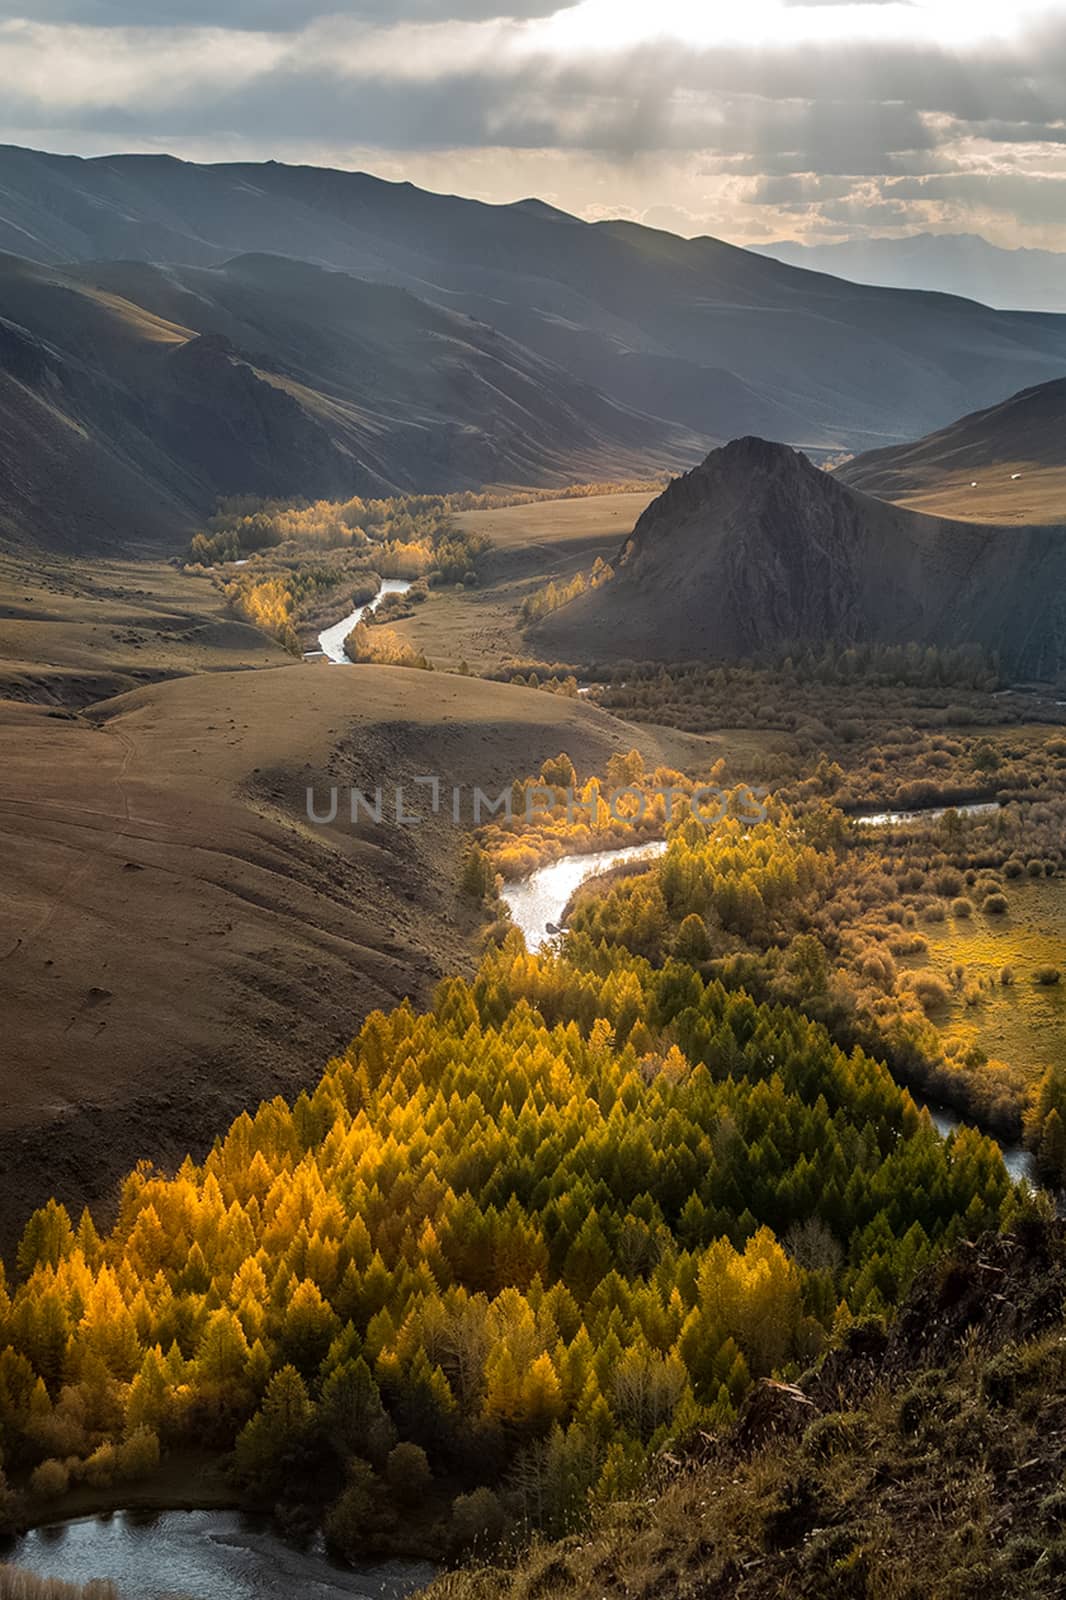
2;138;1066;1600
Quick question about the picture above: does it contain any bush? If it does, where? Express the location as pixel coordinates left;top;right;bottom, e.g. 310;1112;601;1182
385;1443;432;1506
29;1458;69;1500
983;893;1008;915
450;1486;507;1553
911;971;952;1012
82;1443;118;1488
116;1427;160;1482
801;1411;866;1460
951;898;973;918
1034;966;1062;986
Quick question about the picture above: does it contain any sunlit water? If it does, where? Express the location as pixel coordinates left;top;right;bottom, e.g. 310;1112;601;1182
856;801;1001;828
500;840;667;952
6;1511;435;1600
316;580;414;665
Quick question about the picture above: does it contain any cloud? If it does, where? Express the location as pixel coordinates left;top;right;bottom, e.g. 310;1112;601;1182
0;2;1065;247
0;0;561;26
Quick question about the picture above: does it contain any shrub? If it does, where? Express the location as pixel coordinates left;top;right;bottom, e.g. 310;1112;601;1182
116;1427;160;1482
450;1486;507;1553
29;1459;69;1500
983;893;1008;915
1034;966;1062;986
951;898;973;918
82;1443;118;1488
385;1443;432;1505
801;1411;866;1460
911;971;952;1012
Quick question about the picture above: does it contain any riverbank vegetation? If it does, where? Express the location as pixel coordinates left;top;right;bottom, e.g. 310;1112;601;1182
481;739;1066;1157
0;892;1013;1557
186;494;492;654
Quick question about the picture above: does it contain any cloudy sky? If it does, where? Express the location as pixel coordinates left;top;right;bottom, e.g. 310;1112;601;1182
2;0;1066;247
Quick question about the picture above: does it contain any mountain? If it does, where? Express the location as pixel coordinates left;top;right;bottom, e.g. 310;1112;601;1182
5;145;1066;464
0;251;687;553
532;436;1066;676
754;233;1066;313
838;378;1066;526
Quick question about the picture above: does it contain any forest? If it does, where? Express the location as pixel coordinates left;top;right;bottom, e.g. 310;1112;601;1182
0;847;1013;1557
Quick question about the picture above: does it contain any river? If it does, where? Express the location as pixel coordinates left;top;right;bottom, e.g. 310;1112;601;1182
855;801;1001;828
501;839;1039;1181
5;1511;435;1600
315;580;414;665
500;839;668;953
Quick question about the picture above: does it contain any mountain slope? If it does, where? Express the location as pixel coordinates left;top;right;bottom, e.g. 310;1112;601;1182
838;378;1066;526
429;1217;1066;1600
532;437;1066;676
756;232;1066;313
5;146;1066;454
0;251;688;553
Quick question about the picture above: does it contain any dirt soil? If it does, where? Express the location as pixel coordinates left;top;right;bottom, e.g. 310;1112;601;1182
0;642;711;1255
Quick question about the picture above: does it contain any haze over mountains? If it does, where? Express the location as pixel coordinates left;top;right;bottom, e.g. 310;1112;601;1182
755;234;1066;314
5;145;1066;551
533;437;1066;678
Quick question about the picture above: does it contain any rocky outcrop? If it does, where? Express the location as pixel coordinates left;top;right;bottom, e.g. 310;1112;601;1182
534;436;1066;676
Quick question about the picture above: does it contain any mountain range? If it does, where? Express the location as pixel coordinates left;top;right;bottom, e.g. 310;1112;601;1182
755;234;1066;314
5;145;1066;551
533;436;1066;677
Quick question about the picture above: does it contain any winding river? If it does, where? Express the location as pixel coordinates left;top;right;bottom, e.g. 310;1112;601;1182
5;1511;435;1600
315;579;414;665
500;839;668;953
500;838;1038;1184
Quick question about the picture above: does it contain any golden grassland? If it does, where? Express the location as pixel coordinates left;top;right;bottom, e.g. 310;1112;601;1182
887;464;1066;527
906;876;1066;1080
386;492;657;674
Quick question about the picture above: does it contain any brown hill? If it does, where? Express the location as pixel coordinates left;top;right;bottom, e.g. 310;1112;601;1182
0;251;689;554
532;436;1066;677
0;659;701;1250
838;377;1066;525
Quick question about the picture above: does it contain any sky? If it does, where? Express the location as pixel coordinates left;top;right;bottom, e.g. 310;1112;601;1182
2;1;1066;248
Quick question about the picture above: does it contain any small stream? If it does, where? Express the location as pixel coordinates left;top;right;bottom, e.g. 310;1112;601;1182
313;580;414;665
4;1511;434;1600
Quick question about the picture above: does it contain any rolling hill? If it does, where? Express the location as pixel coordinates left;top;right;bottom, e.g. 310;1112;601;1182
533;436;1066;677
5;144;1066;473
0;251;688;553
837;377;1066;525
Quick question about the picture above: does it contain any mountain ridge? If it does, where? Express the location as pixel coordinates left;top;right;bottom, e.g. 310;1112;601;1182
5;144;1066;463
0;249;691;553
